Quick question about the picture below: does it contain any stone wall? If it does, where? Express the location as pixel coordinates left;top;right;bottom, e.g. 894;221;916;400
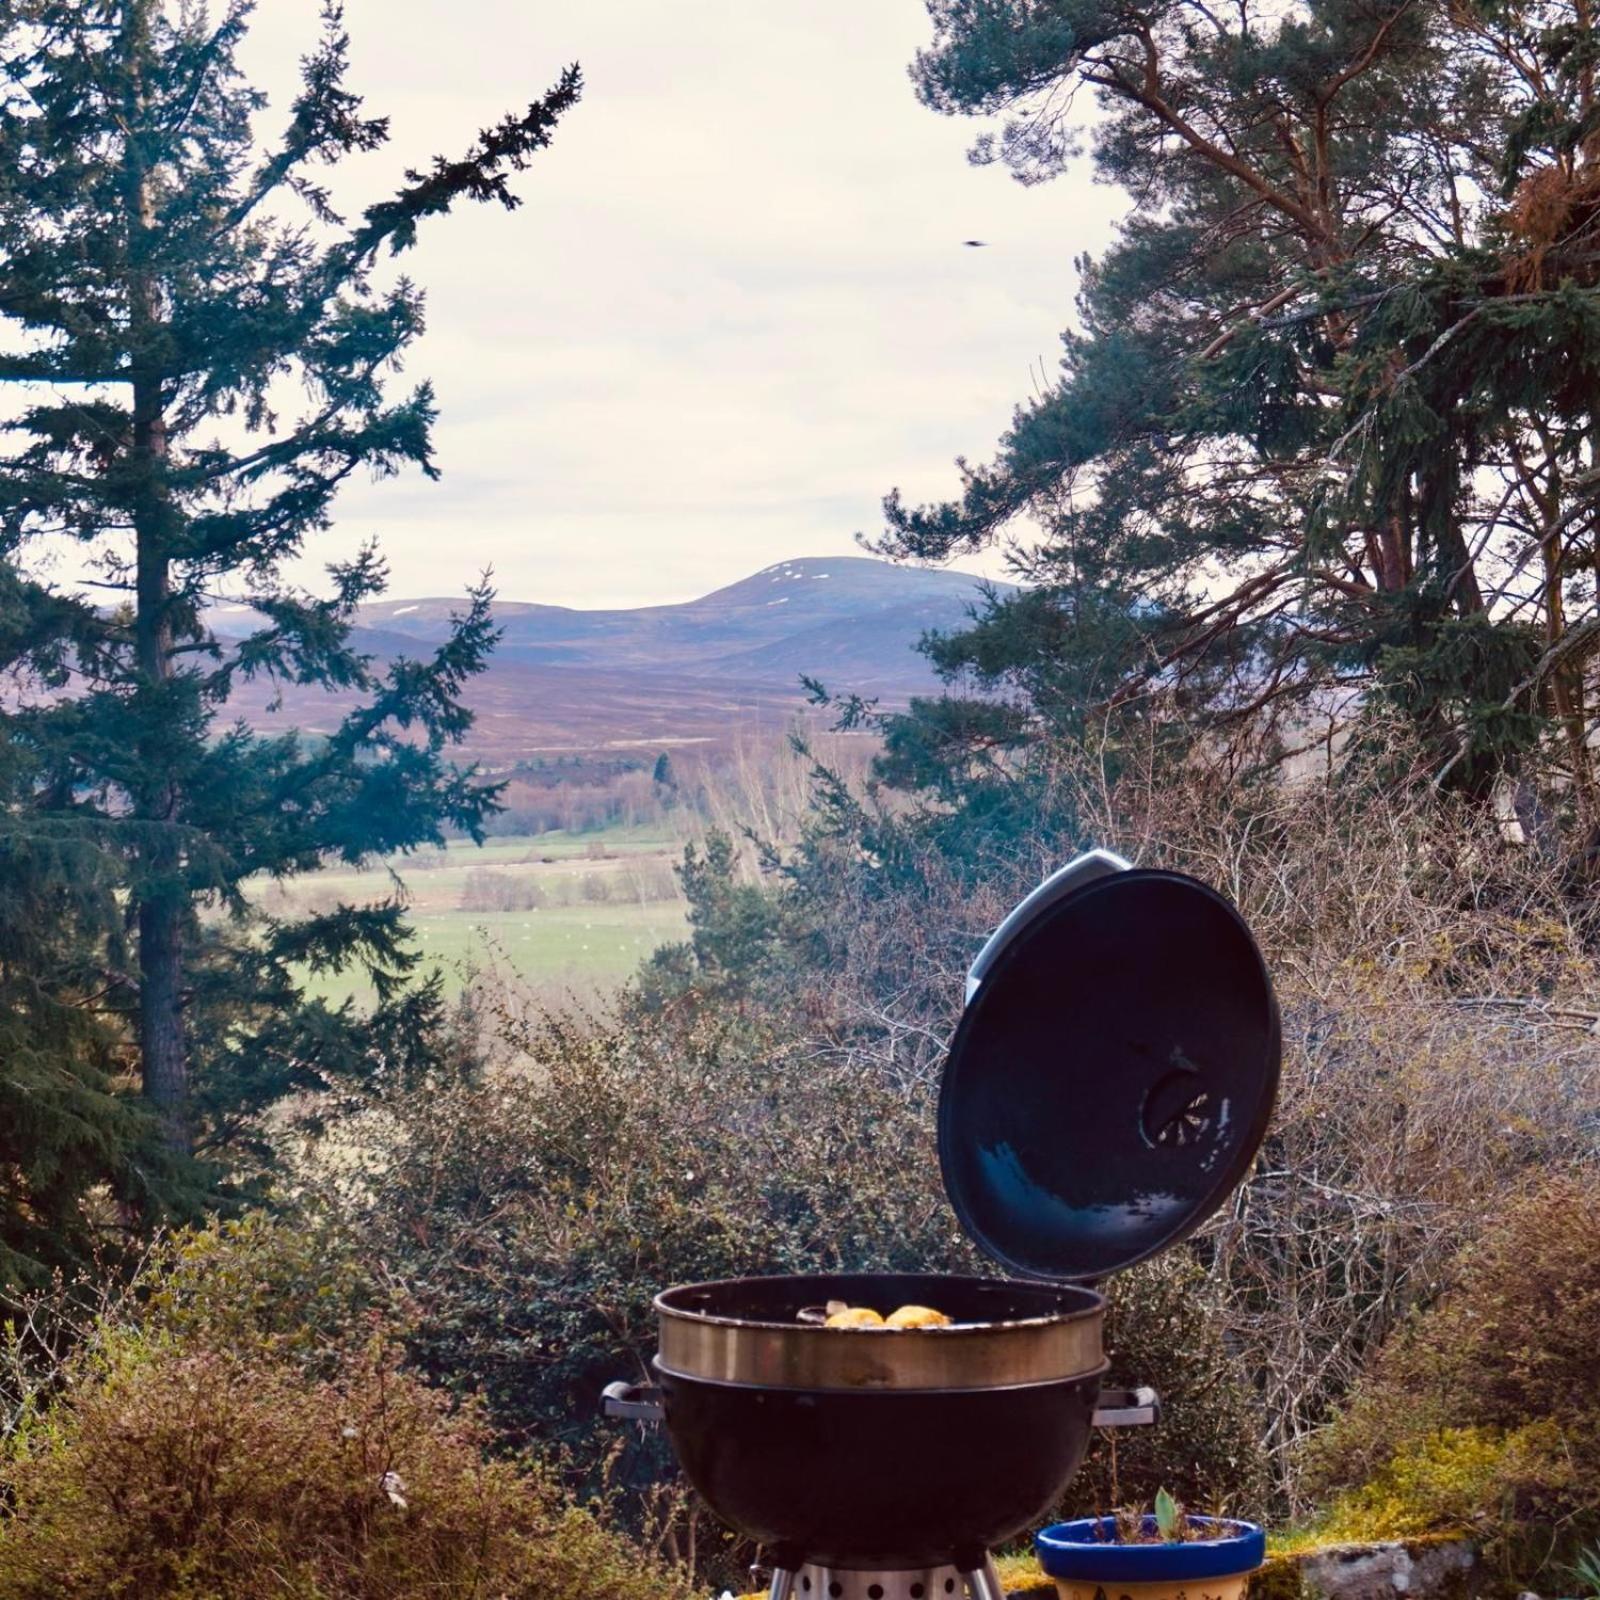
1278;1539;1481;1600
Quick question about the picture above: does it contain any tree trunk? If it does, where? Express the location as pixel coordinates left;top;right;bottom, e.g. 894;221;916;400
1542;527;1598;831
134;479;187;1152
123;0;189;1153
137;885;187;1144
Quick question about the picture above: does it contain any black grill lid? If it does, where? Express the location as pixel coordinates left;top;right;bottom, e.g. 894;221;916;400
939;855;1280;1282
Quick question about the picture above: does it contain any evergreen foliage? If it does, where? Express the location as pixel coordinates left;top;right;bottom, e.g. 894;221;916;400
877;0;1600;830
0;0;581;1278
0;813;165;1284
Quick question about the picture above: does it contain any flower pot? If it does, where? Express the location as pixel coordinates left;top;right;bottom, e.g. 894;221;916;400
1035;1516;1266;1600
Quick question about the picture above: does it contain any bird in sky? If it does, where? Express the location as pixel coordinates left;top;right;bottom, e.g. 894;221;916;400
962;239;989;247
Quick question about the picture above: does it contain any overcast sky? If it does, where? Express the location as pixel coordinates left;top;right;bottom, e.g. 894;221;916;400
238;1;1122;608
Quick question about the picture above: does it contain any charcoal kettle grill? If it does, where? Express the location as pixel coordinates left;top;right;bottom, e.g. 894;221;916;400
602;850;1280;1600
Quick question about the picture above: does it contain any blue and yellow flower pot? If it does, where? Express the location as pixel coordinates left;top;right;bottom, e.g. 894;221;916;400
1036;1516;1266;1600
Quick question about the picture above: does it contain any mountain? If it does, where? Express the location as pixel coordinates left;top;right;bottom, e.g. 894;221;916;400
344;556;999;680
223;557;1007;765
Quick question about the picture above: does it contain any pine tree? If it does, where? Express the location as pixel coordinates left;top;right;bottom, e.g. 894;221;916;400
879;0;1600;826
0;0;581;1208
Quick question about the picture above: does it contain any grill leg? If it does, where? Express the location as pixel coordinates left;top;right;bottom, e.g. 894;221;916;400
767;1568;798;1600
960;1556;1006;1600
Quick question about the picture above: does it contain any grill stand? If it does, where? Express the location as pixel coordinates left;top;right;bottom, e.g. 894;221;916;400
767;1559;1005;1600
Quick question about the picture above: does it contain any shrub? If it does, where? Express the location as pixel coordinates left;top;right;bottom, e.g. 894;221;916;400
3;1213;382;1450
335;1007;979;1475
301;1002;1269;1582
459;867;544;913
1074;1255;1269;1519
0;1327;688;1600
680;729;1600;1511
1307;1171;1600;1488
1302;1171;1600;1578
139;1210;384;1377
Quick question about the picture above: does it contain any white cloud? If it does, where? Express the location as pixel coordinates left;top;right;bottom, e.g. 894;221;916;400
231;2;1124;606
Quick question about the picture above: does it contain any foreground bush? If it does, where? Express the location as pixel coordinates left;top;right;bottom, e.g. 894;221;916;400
295;1003;1268;1580
1300;1423;1573;1547
0;1326;687;1600
1302;1171;1600;1577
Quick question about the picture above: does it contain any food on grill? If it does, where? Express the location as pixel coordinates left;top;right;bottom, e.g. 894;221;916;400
885;1304;953;1329
824;1306;887;1328
817;1303;954;1329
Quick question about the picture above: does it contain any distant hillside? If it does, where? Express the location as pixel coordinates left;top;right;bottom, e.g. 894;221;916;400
222;557;1008;764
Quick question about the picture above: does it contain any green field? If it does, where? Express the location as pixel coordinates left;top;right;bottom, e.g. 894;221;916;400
255;824;690;1006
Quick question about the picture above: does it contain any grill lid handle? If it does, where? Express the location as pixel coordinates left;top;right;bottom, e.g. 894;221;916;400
601;1379;663;1423
964;849;1132;1004
1091;1385;1160;1427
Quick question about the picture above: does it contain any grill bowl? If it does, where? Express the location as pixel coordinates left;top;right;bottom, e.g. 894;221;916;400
651;1273;1106;1569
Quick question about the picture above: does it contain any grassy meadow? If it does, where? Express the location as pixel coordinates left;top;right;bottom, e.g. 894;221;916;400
246;730;878;1007
253;822;689;1005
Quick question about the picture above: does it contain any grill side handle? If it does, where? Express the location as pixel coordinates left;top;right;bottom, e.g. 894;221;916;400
1091;1385;1159;1427
602;1379;663;1423
603;1378;1153;1425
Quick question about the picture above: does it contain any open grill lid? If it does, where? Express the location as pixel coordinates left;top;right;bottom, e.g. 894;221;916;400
939;851;1280;1283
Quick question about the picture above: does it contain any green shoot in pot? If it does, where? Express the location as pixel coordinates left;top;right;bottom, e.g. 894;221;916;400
1155;1489;1183;1542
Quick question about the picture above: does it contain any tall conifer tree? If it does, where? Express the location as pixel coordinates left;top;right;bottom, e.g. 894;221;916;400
881;0;1600;825
0;0;580;1227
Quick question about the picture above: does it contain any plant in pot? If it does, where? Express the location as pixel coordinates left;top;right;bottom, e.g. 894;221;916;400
1036;1490;1266;1600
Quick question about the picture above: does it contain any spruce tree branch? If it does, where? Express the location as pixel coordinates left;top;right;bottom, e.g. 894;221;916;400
1433;615;1600;788
1257;287;1396;329
182;385;380;487
1389;303;1485;386
0;356;128;385
1329;285;1600;461
181;452;369;565
209;8;389;242
338;63;583;269
160;10;241;139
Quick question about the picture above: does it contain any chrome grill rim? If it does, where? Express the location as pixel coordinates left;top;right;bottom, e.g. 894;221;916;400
654;1272;1105;1392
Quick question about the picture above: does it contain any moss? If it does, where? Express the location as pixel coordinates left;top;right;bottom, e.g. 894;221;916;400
1251;1548;1308;1600
1290;1425;1571;1550
996;1550;1056;1594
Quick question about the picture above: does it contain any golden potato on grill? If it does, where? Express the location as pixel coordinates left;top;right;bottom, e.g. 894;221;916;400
817;1303;953;1329
824;1306;886;1328
885;1305;953;1329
